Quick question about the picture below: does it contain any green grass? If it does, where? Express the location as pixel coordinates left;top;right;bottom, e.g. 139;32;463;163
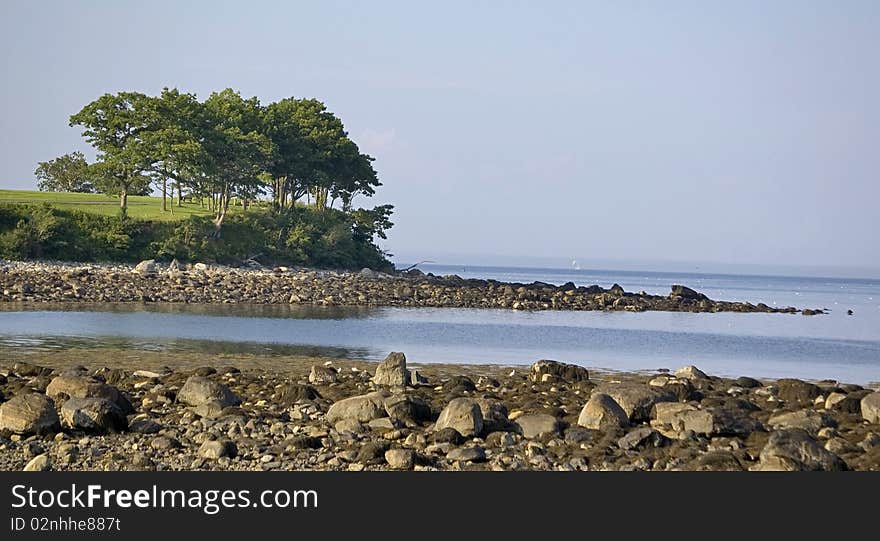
0;189;249;221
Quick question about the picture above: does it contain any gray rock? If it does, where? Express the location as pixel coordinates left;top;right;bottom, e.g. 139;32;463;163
325;392;386;424
593;382;675;422
755;428;848;471
60;397;128;433
0;393;60;435
150;436;181;450
529;360;589;383
198;440;237;459
435;398;483;438
24;454;51;472
861;392;880;423
133;259;158;275
384;448;415;470
372;352;410;386
46;375;132;413
474;399;511;433
674;365;709;380
384;394;432;425
514;414;560;439
273;383;320;405
775;379;822;406
447;446;486;462
768;409;836;435
618;427;667;450
334;419;365;434
577;393;629;430
308;365;338;385
192;400;226;419
409;370;429;386
670;285;707;300
177;376;241;408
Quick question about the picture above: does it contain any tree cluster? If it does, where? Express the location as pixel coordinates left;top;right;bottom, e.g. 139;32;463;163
39;88;391;240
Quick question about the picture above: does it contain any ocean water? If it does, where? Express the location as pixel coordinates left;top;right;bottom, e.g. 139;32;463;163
0;265;878;384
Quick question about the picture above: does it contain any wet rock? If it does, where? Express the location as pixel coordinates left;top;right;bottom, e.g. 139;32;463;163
577;393;629;431
529;360;590;383
372;352;410;387
441;376;476;395
755;428;848;471
861;392;880;423
514;414;560;439
177;376;241;408
326;392;386;424
198;440;237;459
594;382;675;422
384;448;415;470
61;398;128;433
0;393;60;435
670;285;707;300
776;379;822;406
308;365;338;385
435;398;483;438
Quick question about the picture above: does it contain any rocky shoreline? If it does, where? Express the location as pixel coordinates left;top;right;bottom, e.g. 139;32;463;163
0;259;823;314
1;352;877;471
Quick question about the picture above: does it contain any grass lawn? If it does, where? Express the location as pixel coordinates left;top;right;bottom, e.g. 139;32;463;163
0;189;250;221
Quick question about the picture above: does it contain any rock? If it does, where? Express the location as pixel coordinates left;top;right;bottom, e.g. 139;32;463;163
128;418;162;434
308;365;338;385
0;393;60;435
440;376;476;395
409;370;428;386
564;427;595;444
618;427;667;450
133;259;158;275
384;394;432;425
325;392;386;424
734;376;762;389
861;392;880;423
755;428;848;471
577;393;629;430
357;441;389;463
670;285;707;300
24;454;51;472
177;376;241;408
45;375;133;413
368;417;399;432
447;446;486;462
674;365;709;380
192;400;226;419
529;360;590;383
430;427;465;445
198;440;237;459
647;376;696;401
514;414;560;439
435;398;483;438
60;398;128;433
653;402;698;425
13;361;47;377
474;399;512;433
768;409;836;435
593;382;675;422
690;451;744;471
150;436;181;450
273;383;321;405
776;379;822;406
334;419;365;434
372;352;410;386
384;448;415;470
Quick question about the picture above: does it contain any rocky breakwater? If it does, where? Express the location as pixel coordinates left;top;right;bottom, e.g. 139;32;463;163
1;355;877;471
0;260;821;314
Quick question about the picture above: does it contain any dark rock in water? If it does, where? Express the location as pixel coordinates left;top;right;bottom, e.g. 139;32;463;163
430;427;465;445
756;428;848;471
441;376;477;395
802;309;823;316
847;309;854;315
529;359;590;384
734;376;762;389
61;397;128;434
669;285;708;300
776;378;822;406
609;284;625;296
274;383;321;405
0;393;60;435
177;376;241;408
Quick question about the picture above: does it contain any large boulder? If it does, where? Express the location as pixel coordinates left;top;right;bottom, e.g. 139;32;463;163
775;379;822;406
514;414;560;439
755;428;847;471
577;393;629;431
383;394;432;425
45;375;133;414
593;382;675;422
474;399;512;433
372;352;410;387
273;383;321;406
326;392;386;424
60;397;128;433
133;259;158;275
308;365;338;385
669;285;707;300
529;360;589;384
768;409;836;435
861;392;880;424
653;402;762;437
674;365;709;380
435;398;483;438
0;394;60;435
177;376;241;408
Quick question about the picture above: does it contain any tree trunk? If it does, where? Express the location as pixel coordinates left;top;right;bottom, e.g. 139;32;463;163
120;189;128;209
162;178;167;212
176;182;182;207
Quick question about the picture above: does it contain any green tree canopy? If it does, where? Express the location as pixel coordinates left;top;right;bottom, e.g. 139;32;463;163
35;151;95;193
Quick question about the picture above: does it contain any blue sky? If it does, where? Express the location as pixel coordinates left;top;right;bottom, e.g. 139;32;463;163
2;1;878;272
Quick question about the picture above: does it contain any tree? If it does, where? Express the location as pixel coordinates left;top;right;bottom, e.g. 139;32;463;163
88;159;151;210
69;92;156;209
202;89;271;235
34;151;95;193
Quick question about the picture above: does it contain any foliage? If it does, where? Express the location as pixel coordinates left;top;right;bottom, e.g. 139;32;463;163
34;152;95;193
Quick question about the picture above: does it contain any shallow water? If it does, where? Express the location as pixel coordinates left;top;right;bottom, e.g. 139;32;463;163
0;265;878;383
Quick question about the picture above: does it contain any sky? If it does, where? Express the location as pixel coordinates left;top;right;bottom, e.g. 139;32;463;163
2;1;879;274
